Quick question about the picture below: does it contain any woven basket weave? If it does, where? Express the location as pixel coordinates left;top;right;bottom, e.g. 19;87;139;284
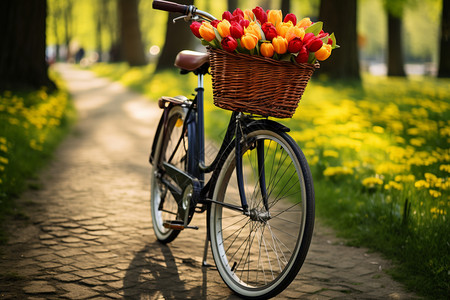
208;48;318;118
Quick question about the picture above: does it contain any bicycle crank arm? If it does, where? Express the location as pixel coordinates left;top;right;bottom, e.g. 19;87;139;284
162;162;201;226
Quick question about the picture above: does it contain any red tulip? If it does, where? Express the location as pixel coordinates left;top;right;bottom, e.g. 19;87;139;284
295;46;309;64
288;37;303;53
233;8;244;19
284;13;297;26
252;6;267;24
303;32;323;52
221;36;238;52
261;22;277;41
239;19;250;28
230;21;244;39
190;21;202;39
211;20;220;28
222;11;233;21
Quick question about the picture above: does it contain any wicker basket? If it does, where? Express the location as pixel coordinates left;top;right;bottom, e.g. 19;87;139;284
208;48;318;118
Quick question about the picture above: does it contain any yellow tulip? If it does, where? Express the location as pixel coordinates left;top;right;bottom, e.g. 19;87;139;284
244;22;262;40
276;21;294;38
244;9;254;21
296;17;312;29
199;22;216;42
260;42;274;57
285;26;305;42
241;33;258;50
272;36;288;54
267;10;283;26
315;44;332;61
217;19;231;38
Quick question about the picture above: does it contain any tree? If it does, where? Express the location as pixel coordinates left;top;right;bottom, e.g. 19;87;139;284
0;0;55;90
118;0;147;66
384;0;407;77
438;0;450;77
318;0;360;81
281;0;291;16
227;0;238;11
156;0;194;71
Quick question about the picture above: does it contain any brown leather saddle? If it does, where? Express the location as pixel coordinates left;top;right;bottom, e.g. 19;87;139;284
174;50;209;75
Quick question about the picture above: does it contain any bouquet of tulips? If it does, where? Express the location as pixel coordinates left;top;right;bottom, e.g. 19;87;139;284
190;6;338;65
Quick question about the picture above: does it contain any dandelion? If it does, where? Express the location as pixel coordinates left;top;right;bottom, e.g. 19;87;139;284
362;176;383;188
323;150;339;158
373;126;385;134
395;174;415;182
323;166;354;177
415;180;430;189
384;181;403;190
440;164;450;173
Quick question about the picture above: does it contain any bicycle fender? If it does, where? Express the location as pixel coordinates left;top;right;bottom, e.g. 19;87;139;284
244;119;290;133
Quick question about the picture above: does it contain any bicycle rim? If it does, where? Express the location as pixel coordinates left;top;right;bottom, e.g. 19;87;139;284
150;106;188;243
210;128;314;298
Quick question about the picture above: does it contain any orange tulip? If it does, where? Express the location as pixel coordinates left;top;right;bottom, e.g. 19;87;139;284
276;21;293;38
244;22;262;40
315;44;332;61
241;33;258;50
267;10;282;26
260;42;274;57
199;22;216;42
272;36;288;54
285;26;305;42
217;19;231;38
296;17;312;29
244;9;254;21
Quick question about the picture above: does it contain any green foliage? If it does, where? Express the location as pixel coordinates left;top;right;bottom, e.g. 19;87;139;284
0;71;76;243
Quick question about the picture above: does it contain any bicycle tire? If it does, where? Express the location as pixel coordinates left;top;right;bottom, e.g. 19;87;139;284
209;125;315;299
151;105;193;243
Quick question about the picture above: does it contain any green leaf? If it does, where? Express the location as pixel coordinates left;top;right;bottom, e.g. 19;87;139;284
329;33;338;49
307;51;316;64
305;21;323;36
255;21;266;41
213;28;222;43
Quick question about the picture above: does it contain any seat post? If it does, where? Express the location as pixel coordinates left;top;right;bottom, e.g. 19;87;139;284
196;73;205;185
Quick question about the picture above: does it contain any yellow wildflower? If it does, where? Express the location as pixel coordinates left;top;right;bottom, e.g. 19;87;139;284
362;177;383;188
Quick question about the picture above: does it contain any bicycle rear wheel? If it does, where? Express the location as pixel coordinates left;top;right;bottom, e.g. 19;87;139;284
209;126;315;299
151;105;192;243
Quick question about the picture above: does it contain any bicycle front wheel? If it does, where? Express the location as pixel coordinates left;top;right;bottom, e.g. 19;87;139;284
209;126;315;299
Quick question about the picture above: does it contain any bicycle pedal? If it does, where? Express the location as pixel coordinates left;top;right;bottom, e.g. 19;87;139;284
163;220;199;230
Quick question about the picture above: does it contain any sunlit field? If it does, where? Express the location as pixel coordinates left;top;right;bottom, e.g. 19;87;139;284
0;72;75;240
90;63;449;299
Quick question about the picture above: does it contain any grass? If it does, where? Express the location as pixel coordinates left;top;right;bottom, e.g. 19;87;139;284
89;62;449;299
0;71;76;244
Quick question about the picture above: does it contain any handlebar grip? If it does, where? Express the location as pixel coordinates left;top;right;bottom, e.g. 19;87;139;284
152;0;189;14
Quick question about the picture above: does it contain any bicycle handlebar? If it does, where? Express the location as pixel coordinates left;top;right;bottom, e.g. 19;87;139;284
152;0;216;22
152;0;189;14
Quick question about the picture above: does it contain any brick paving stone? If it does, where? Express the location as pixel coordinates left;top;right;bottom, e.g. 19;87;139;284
54;273;82;283
60;283;99;299
23;281;56;294
0;64;421;300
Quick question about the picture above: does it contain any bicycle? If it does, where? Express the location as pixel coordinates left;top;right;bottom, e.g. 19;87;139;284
149;1;315;298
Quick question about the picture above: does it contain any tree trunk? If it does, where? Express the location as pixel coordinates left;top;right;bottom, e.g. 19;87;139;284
281;0;291;16
438;0;450;78
118;0;147;66
318;0;360;81
387;12;406;77
227;0;238;11
0;0;55;90
156;0;194;71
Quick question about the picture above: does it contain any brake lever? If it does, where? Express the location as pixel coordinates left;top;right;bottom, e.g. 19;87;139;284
172;4;196;23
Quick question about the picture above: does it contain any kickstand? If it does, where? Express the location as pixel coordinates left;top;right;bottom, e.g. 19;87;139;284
202;226;211;267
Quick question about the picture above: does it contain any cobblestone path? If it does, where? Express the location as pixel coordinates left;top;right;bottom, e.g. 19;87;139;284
0;64;419;299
